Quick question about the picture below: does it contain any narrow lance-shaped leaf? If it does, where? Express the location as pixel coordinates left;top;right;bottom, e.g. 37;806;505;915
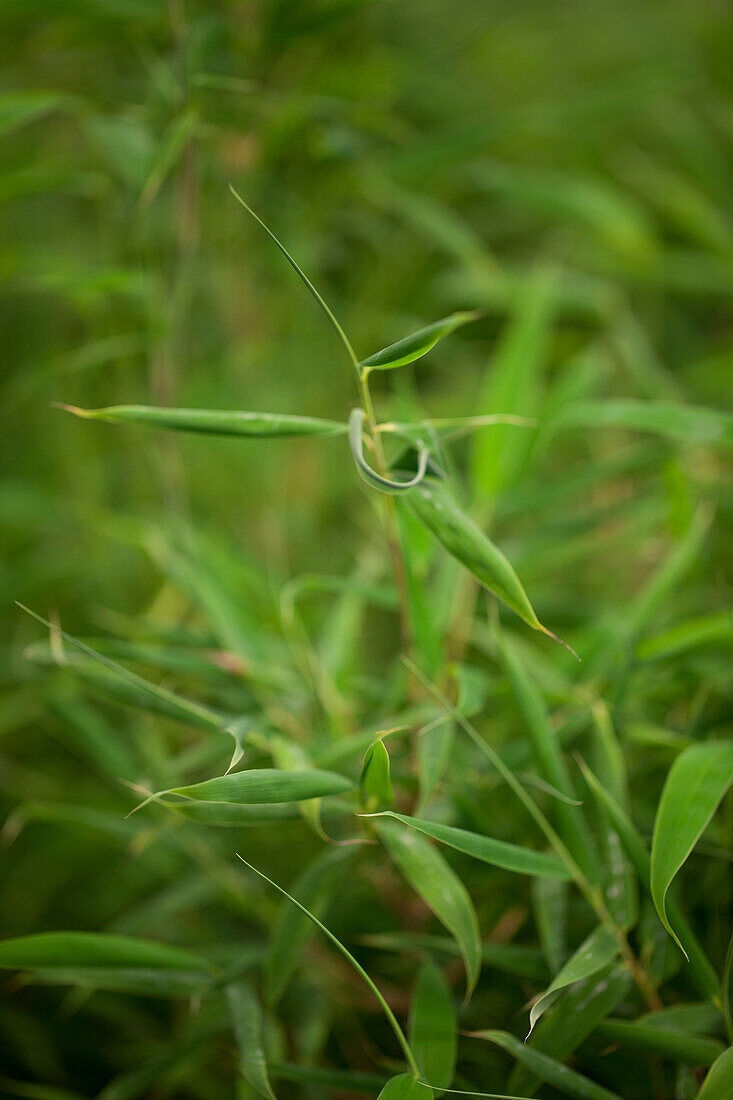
650;740;733;954
403;479;574;652
140;767;354;811
360;738;394;809
595;1020;724;1067
0;932;209;972
553;399;733;448
471;267;554;501
57;404;347;439
362;310;480;371
578;757;720;1002
471;1029;624;1100
366;811;570;880
510;964;631;1097
496;631;594;876
528;925;619;1036
227;980;277;1100
376;819;482;999
409;960;457;1092
17;605;249;772
0;932;213;997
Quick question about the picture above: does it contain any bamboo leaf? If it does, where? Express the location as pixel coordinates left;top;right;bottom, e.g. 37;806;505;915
553;400;733;447
376;819;482;998
362;311;480;371
0;932;208;971
404;479;571;649
650;740;733;954
377;1076;432;1100
57;404;347;439
409;960;457;1092
0;933;212;997
695;1047;733;1098
596;1020;724;1067
496;632;594;876
578;758;720;1001
510;964;631;1096
227;980;277;1100
367;811;570;880
155;767;354;808
471;1029;623;1100
471;267;554;500
528;926;619;1035
360;738;394;809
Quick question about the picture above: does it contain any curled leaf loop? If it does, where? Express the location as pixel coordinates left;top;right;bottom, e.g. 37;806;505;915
348;408;429;494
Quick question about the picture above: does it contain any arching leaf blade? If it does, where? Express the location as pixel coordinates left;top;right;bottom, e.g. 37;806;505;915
377;819;482;999
362;310;480;371
367;811;570;880
57;404;347;438
227;980;277;1100
409;960;457;1092
650;740;733;954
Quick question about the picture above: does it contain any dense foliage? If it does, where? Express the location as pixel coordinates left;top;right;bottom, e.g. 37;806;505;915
2;3;732;1099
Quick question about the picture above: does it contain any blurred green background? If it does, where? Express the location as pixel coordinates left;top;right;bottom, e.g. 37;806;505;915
3;0;732;627
2;0;732;1095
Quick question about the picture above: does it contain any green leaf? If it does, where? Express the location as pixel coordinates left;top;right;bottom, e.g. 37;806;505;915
168;801;306;826
0;90;67;137
227;980;277;1100
636;611;733;662
553;400;733;447
416;718;454;812
377;1075;432;1100
376;819;482;999
404;478;568;647
471;267;554;501
361;311;480;371
153;767;354;808
510;964;631;1097
579;758;720;1001
360;737;394;809
0;933;212;997
596;1021;724;1067
496;632;594;876
58;404;347;439
528;926;619;1035
532;878;568;973
650;740;733;953
270;1063;386;1095
696;1047;733;1099
409;960;456;1091
266;847;354;1004
358;931;547;981
367;811;570;879
0;932;208;971
472;1029;623;1100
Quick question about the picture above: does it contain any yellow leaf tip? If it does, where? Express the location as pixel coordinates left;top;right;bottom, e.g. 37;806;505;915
51;402;90;418
541;626;581;662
